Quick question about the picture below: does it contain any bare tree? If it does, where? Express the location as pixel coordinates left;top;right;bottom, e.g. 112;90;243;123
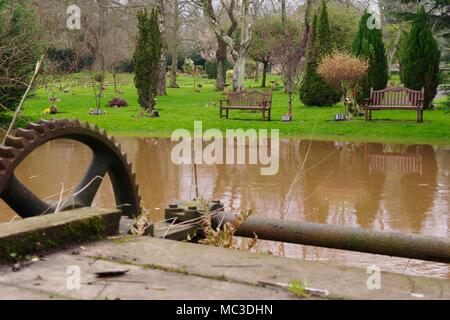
199;0;253;91
267;0;313;119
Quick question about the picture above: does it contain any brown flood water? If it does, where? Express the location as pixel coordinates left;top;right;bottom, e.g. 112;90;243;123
0;138;449;278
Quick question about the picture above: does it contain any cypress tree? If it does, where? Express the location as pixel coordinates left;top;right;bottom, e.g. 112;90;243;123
399;6;441;109
299;1;340;106
133;8;162;112
352;11;389;105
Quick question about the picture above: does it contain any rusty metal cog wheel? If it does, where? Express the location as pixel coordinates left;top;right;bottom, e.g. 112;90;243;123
0;119;141;218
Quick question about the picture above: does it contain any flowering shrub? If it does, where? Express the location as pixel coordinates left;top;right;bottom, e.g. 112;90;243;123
182;58;195;75
317;51;368;100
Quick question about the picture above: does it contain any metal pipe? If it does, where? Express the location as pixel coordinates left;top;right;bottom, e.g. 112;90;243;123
213;214;450;264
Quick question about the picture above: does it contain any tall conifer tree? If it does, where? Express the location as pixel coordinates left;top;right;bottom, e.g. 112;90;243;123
352;11;389;105
399;6;441;109
299;1;340;106
133;8;162;113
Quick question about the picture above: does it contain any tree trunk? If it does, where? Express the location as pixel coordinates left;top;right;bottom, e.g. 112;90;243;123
388;28;402;76
254;63;259;83
113;72;117;93
233;53;246;92
97;1;106;111
281;0;287;25
157;0;167;96
169;0;179;88
215;36;227;90
158;55;167;95
288;93;293;116
233;0;251;92
261;61;268;88
170;51;178;88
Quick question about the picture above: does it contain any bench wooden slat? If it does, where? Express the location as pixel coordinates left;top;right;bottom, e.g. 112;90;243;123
364;87;424;123
220;90;272;121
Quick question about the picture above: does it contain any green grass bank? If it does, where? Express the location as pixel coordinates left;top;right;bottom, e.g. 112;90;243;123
21;74;450;145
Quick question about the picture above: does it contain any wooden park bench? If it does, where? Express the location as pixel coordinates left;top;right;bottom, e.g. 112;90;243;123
220;90;272;121
364;87;425;123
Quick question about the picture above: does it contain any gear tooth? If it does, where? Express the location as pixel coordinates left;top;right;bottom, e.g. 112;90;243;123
0;159;9;170
4;136;25;149
73;119;81;127
60;119;72;128
15;128;36;141
109;136;116;143
0;146;16;158
101;129;109;139
55;119;67;128
27;122;48;134
115;142;121;150
38;119;56;130
89;123;99;132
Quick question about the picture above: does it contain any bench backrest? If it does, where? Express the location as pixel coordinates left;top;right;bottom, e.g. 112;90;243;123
228;90;272;107
370;87;424;107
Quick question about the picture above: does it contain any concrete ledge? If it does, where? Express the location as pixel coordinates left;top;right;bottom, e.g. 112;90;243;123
0;208;122;263
0;235;448;299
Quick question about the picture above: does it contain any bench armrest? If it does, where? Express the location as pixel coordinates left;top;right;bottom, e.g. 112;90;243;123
219;99;229;107
363;98;372;108
417;99;424;108
261;100;272;108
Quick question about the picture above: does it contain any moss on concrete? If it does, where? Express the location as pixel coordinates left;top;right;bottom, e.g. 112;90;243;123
0;215;116;264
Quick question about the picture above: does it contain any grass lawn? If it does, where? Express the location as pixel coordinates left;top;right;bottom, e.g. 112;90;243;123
21;73;450;145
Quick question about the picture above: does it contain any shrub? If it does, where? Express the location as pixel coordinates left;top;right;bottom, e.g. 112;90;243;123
94;72;105;83
0;1;42;112
317;51;369;102
206;61;231;80
47;48;93;73
116;59;134;73
182;58;195;75
108;98;128;108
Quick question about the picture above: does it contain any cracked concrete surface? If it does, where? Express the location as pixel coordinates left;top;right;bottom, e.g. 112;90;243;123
0;236;449;300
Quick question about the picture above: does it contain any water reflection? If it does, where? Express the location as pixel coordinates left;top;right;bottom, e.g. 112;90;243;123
0;138;448;278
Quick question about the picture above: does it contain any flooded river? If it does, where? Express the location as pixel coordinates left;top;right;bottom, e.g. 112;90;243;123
1;138;449;278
